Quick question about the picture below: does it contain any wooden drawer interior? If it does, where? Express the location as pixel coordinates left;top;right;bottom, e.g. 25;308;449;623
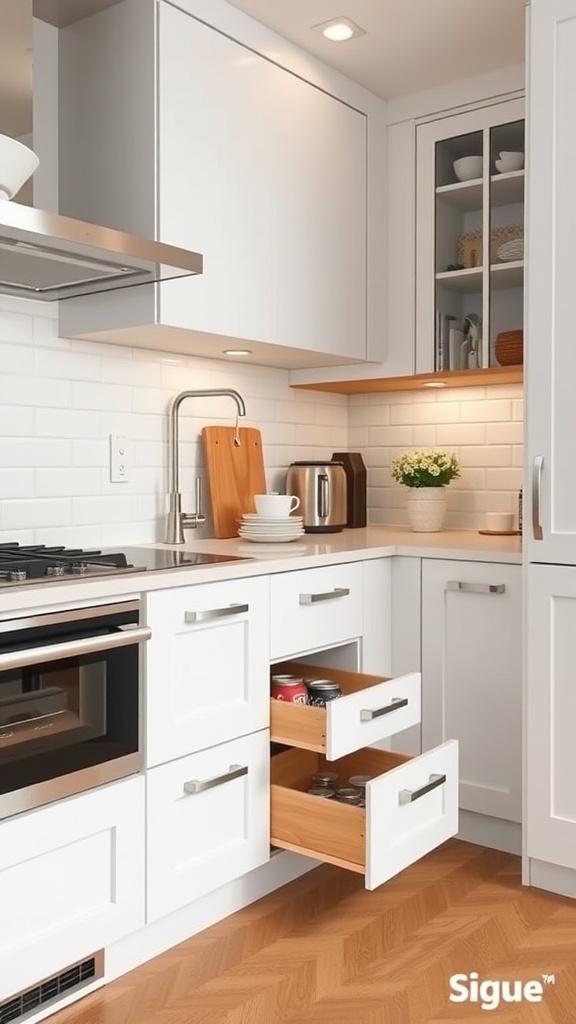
270;746;410;873
270;660;391;752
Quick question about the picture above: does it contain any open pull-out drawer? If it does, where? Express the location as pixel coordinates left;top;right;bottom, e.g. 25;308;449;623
271;741;458;890
270;661;421;759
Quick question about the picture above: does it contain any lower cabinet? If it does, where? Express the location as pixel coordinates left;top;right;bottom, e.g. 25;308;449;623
0;776;145;1002
526;564;576;873
269;661;458;889
146;730;270;922
421;559;522;824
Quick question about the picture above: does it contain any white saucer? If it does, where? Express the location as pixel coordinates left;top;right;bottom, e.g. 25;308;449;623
238;532;305;544
240;514;303;524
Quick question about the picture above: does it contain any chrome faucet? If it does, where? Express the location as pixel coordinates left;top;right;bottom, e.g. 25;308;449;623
166;389;247;544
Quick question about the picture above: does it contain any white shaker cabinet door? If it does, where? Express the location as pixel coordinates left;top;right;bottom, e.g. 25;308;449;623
146;729;270;920
158;1;367;361
0;776;145;1002
526;564;576;872
145;576;269;766
525;0;576;562
421;559;522;823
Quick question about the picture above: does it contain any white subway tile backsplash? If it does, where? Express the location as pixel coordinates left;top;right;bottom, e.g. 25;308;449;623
36;409;101;439
0;296;523;542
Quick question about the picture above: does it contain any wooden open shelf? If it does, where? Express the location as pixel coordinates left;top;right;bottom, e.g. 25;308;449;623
291;365;523;395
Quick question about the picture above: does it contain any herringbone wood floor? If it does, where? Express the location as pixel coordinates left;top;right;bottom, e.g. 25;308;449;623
53;840;576;1024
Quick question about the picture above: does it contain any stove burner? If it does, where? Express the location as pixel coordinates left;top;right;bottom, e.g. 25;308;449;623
0;543;249;588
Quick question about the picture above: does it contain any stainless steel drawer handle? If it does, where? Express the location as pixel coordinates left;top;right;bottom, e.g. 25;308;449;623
0;625;151;673
299;587;350;605
399;772;446;805
446;581;505;595
184;603;249;623
532;455;544;540
360;697;408;722
183;764;248;795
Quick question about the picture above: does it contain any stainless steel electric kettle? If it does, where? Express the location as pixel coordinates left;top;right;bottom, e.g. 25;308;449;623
285;461;347;533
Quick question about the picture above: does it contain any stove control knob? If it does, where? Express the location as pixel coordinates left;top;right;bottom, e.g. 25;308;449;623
71;563;90;575
46;565;66;576
10;570;27;582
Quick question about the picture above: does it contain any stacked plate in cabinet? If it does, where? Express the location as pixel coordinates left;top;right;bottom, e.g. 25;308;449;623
238;513;305;543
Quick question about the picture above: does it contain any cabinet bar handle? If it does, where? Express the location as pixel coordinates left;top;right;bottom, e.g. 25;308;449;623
184;603;248;623
360;697;408;722
299;587;350;605
183;764;248;795
399;772;446;805
532;455;544;540
445;581;505;595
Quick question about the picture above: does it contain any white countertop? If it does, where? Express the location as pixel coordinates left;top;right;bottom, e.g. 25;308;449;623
0;527;522;616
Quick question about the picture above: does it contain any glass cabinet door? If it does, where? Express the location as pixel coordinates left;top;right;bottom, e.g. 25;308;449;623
415;98;525;375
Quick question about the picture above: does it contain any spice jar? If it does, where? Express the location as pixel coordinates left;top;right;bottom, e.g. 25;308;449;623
311;771;339;788
333;787;363;805
307;786;336;799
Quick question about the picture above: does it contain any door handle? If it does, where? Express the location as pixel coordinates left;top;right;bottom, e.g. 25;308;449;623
399;772;446;805
360;697;408;721
532;455;544;540
299;588;350;605
184;603;248;623
183;764;248;795
445;581;505;594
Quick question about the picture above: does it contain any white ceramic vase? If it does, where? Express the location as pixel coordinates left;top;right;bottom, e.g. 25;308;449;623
406;486;447;532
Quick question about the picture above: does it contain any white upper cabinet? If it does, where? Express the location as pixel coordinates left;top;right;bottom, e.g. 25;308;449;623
56;0;383;369
525;0;576;564
415;99;525;376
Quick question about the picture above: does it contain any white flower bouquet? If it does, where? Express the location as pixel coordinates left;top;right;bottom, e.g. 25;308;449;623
390;449;460;488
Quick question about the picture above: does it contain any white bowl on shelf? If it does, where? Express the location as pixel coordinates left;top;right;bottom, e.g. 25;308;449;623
495;151;524;173
453;156;483;182
0;134;40;200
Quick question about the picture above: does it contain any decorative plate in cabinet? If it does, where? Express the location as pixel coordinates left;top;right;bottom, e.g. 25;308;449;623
270;662;421;759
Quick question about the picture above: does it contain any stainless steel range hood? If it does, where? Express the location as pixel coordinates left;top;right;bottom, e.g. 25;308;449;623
0;200;203;301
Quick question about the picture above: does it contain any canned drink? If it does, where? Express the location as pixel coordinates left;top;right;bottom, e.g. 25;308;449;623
306;679;343;707
270;674;309;704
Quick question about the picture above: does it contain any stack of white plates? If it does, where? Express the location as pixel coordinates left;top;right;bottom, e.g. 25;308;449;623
238;513;305;543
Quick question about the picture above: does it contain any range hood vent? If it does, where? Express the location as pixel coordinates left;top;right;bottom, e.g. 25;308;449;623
0;201;202;301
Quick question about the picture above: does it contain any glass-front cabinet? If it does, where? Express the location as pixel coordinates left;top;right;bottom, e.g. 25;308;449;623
415;98;525;375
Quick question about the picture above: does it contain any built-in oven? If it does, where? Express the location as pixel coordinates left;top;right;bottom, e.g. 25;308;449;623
0;600;150;820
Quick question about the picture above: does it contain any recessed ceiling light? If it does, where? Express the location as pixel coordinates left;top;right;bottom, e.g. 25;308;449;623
223;348;253;357
314;17;366;42
422;380;447;388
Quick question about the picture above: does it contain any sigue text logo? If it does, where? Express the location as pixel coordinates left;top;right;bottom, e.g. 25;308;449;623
449;971;553;1011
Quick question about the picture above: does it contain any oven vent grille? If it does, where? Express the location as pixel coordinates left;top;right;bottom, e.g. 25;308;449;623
0;953;104;1024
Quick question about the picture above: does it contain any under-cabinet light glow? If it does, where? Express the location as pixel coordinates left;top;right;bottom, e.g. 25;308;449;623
314;17;366;42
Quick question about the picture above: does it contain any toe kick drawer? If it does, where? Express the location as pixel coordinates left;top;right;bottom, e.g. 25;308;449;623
271;740;458;890
271;662;421;759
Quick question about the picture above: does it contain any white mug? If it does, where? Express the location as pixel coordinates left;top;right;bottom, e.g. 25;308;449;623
254;493;300;517
485;511;515;532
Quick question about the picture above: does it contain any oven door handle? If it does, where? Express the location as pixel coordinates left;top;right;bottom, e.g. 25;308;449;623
0;625;152;671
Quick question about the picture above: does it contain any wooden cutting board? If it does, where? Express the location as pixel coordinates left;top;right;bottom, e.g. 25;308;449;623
202;426;267;538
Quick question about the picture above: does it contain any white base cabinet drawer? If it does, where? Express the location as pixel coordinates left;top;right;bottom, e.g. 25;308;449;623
270;563;363;659
145;577;269;766
271;661;421;759
146;730;270;922
271;741;458;890
0;776;145;1002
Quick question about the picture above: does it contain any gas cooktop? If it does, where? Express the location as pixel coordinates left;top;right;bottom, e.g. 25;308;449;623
0;544;248;589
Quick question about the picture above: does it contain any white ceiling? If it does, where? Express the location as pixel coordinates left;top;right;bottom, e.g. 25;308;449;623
225;0;526;100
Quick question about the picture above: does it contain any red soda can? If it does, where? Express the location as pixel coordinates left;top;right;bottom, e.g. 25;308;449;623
271;674;309;704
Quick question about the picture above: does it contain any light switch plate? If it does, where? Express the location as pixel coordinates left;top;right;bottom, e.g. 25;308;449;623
110;434;130;482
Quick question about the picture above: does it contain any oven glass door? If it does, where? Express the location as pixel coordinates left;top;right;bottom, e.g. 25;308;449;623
0;601;149;817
